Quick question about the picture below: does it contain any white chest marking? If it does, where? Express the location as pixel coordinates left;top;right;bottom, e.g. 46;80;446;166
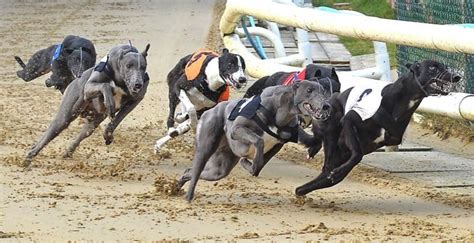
374;128;385;144
408;98;420;109
204;58;226;91
110;81;126;109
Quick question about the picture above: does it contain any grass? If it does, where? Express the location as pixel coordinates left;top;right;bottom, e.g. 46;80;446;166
312;0;397;67
419;113;474;143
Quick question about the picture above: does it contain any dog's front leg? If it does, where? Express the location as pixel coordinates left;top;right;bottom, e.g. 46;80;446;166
103;81;148;145
178;90;198;130
327;111;363;182
230;125;264;177
298;127;323;159
84;78;115;119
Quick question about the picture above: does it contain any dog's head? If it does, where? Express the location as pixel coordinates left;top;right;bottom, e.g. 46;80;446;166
305;64;339;82
116;43;151;96
406;60;461;95
218;48;247;89
65;48;96;78
293;80;331;121
305;64;340;94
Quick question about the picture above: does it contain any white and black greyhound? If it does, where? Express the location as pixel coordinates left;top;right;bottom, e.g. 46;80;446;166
296;60;461;196
154;48;247;152
25;43;150;166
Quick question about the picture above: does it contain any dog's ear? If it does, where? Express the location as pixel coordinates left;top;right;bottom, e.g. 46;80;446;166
315;69;322;78
222;48;229;55
331;68;339;82
292;81;301;91
142;43;151;58
239;55;246;70
407;62;420;75
304;64;316;79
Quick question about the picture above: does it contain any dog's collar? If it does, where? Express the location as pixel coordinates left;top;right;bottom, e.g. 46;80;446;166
411;71;429;97
94;55;116;81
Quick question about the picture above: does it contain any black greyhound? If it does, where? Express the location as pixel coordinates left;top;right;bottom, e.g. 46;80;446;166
296;60;461;196
244;64;340;98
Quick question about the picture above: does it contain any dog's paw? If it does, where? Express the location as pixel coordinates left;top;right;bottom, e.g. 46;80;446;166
185;191;195;203
295;186;307;197
239;158;253;173
104;131;114;145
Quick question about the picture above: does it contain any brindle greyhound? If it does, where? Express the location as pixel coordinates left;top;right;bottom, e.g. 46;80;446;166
177;81;332;202
15;35;97;93
25;43;150;166
296;60;461;196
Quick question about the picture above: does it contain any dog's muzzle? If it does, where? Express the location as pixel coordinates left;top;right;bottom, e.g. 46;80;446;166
303;102;331;121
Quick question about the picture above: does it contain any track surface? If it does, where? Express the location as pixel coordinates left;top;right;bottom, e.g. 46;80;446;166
0;0;473;241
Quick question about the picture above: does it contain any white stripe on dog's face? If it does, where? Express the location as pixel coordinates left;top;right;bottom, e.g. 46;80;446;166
205;57;226;91
231;56;246;84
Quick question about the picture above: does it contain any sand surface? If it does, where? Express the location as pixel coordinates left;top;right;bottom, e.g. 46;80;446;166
0;0;473;241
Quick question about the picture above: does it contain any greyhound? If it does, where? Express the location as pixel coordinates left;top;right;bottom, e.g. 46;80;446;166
296;60;461;196
14;35;97;93
25;43;151;166
154;48;247;152
244;64;340;128
177;81;332;202
244;64;340;98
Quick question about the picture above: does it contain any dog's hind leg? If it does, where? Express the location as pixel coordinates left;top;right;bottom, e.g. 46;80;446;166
15;47;54;82
178;139;238;188
185;109;225;202
63;114;106;158
166;90;180;131
25;93;85;165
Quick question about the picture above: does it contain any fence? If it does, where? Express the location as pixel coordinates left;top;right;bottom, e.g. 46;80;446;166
396;0;474;93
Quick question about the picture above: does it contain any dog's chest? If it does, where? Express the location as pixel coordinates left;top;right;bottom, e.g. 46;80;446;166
111;83;127;109
186;87;217;110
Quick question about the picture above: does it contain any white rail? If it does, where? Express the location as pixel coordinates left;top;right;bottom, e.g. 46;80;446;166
220;0;474;122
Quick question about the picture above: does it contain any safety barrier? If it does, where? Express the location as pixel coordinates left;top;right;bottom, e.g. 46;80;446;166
220;0;474;122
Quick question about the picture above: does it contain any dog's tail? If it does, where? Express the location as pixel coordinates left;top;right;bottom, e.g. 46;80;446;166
14;56;26;69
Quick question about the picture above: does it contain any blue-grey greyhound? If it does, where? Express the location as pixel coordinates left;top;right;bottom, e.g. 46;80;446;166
14;35;97;93
177;80;332;202
25;43;151;166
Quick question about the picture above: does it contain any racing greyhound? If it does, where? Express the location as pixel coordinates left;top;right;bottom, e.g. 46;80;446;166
244;64;340;98
15;35;97;93
296;60;461;196
25;43;150;166
177;81;332;202
154;48;247;152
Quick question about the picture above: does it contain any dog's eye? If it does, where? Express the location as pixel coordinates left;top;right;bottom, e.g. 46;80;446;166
307;88;313;93
126;64;132;69
429;66;437;72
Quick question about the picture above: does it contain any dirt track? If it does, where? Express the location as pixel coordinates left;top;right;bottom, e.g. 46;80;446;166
0;0;473;241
